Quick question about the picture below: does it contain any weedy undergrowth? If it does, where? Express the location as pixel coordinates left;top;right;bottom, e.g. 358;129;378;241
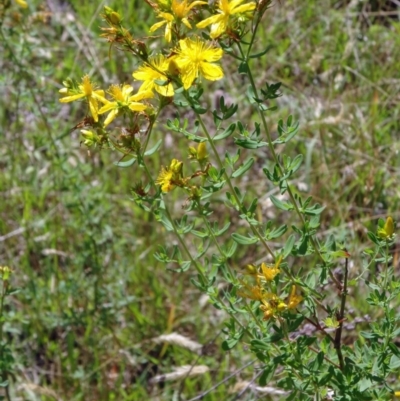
56;1;399;400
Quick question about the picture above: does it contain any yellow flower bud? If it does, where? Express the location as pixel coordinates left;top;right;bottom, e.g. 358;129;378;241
170;159;183;174
377;216;395;239
0;266;12;281
197;142;208;161
103;6;122;25
244;264;258;275
15;0;28;9
81;130;99;147
188;146;197;158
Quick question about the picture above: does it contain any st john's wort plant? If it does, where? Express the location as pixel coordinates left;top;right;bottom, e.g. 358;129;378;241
58;1;399;399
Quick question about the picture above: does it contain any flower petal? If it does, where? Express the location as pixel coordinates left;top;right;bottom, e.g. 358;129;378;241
103;109;118;127
128;103;148;112
149;20;167;33
210;20;228;38
231;3;256;14
155;83;174;97
59;93;85;103
200;62;224;81
128;90;154;102
98;102;117;114
180;65;197;89
165;22;172;42
196;14;222;29
202;47;223;62
181;18;192;29
88;97;99;122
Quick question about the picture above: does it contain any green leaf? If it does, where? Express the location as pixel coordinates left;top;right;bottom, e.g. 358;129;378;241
290;154;303;174
358;378;373;392
214;123;236;141
273;118;299;144
297;236;309;255
157;214;173;231
388;342;400;358
192;102;207;114
224;241;237;258
238;61;249;75
304;204;325;216
232;157;254;178
389;355;400;370
234;138;268;149
191;230;208;238
250;339;271;351
222;331;243;350
231;233;258;245
270;195;294;211
360;331;380;340
367;231;379;245
268;224;288;239
249;44;273;59
144;139;162;156
246;86;262;104
310;352;325;372
213;222;231;236
223;104;238;119
259;363;277;386
283;234;295;258
177;261;191;272
114;157;136;167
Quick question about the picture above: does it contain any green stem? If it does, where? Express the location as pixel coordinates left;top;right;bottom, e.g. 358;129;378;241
0;282;5;345
244;302;264;332
236;40;342;290
193;111;275;259
140;160;206;281
200;212;232;272
382;241;390;291
0;280;11;401
334;257;349;370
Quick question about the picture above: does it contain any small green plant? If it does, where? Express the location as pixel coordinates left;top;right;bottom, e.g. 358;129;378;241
59;1;399;399
0;266;17;401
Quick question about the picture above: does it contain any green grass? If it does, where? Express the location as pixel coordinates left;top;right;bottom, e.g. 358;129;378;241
0;0;399;400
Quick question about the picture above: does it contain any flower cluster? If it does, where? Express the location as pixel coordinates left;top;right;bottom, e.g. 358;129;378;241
156;159;188;192
58;2;260;194
59;1;259;146
238;257;303;320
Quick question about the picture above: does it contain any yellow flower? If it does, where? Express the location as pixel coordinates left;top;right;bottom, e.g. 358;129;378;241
287;286;303;310
14;0;28;8
98;85;153;127
150;0;207;42
259;256;282;282
133;55;174;97
237;280;264;301
174;37;224;89
260;293;287;321
59;75;106;122
156;159;184;192
377;216;395;239
196;0;256;38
